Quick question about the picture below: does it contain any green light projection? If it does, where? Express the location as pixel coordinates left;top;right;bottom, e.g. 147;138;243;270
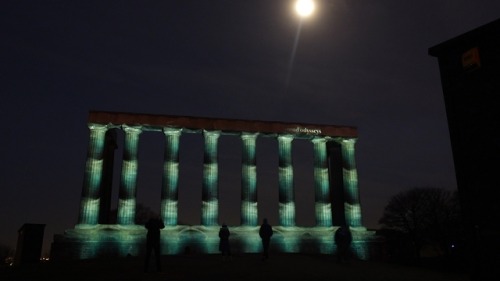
278;135;295;227
64;224;375;260
117;126;142;225
161;128;182;226
236;226;262;252
312;137;332;227
275;227;301;252
78;124;108;225
241;132;258;226
201;130;220;226
339;138;363;227
65;116;379;261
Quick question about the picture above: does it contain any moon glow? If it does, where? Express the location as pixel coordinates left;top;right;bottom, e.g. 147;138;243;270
295;0;315;17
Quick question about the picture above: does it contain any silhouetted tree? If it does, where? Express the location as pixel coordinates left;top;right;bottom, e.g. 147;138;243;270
0;243;13;263
379;187;463;260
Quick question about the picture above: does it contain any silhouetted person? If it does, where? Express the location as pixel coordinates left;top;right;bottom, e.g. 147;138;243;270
335;225;352;263
218;223;231;260
259;218;273;260
144;215;165;272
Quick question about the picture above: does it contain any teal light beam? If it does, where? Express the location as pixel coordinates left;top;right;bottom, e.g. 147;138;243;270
117;126;142;225
241;132;258;226
78;123;109;225
161;128;182;226
312;137;332;227
278;135;295;227
339;138;363;227
201;130;220;226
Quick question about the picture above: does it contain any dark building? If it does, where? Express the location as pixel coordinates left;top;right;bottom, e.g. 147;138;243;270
429;18;500;278
14;224;46;265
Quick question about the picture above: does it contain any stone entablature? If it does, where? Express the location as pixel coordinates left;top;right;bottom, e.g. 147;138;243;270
87;111;358;138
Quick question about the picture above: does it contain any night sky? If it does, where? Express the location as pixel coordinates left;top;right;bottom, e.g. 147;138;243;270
2;0;499;255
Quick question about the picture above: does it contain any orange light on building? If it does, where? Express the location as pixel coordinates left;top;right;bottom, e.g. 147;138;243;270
462;47;481;71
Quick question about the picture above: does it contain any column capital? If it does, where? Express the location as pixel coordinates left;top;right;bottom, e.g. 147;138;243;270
88;123;110;131
332;137;357;145
311;136;330;144
241;132;259;140
278;134;295;141
121;125;142;134
203;130;221;137
163;127;182;136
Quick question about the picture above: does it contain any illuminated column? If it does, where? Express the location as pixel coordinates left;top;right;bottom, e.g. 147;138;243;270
338;138;363;227
278;135;295;227
78;123;109;225
117;125;142;225
241;132;258;226
201;130;220;226
312;137;332;227
161;128;182;226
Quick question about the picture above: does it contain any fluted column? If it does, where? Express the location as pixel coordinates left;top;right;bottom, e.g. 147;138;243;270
241;132;258;226
161;128;182;226
312;137;332;227
278;135;295;227
201;130;220;226
117;125;142;225
338;138;363;227
78;123;109;225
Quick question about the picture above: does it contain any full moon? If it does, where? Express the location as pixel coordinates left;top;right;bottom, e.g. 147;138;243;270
295;0;315;17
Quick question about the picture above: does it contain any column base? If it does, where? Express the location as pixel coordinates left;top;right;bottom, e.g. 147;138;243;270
50;225;384;261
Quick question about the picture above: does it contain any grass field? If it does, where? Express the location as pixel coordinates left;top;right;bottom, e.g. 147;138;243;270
1;253;470;281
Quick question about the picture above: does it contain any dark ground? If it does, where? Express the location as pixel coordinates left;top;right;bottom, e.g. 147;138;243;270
1;253;470;281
